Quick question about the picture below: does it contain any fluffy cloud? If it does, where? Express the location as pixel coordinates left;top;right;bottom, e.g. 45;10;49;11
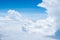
37;0;60;21
1;0;59;39
1;0;59;40
0;9;56;40
25;17;56;36
0;0;58;39
37;0;60;40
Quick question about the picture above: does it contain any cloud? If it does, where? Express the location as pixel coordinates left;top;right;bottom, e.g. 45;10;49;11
25;17;56;35
37;0;60;40
37;0;60;21
0;9;57;40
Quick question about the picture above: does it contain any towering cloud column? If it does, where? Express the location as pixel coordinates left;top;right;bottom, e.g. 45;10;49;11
37;0;60;35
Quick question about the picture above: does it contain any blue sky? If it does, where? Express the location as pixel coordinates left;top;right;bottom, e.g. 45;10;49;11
0;0;47;20
0;0;42;8
0;0;60;40
0;0;46;14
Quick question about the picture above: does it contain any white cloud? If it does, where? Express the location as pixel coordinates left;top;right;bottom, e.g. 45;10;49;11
26;17;56;36
0;9;56;40
37;0;60;40
37;0;60;19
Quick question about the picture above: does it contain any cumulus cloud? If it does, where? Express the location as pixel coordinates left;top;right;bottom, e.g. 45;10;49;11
37;0;60;21
37;0;60;40
0;9;56;40
1;0;60;39
0;0;58;39
0;0;59;40
25;17;56;36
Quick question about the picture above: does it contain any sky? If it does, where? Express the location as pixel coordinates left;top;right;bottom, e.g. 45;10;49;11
0;0;42;8
0;0;45;13
0;0;47;20
0;0;60;40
